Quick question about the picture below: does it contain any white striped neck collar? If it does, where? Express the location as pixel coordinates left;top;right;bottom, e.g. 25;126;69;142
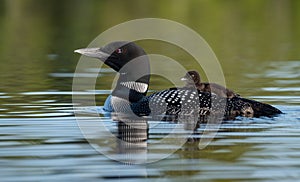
120;81;148;93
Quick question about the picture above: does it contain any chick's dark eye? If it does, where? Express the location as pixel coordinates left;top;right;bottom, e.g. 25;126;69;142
116;48;122;54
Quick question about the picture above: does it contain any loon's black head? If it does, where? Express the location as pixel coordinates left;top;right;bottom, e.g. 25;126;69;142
181;70;201;87
75;41;150;83
75;41;150;102
75;41;147;73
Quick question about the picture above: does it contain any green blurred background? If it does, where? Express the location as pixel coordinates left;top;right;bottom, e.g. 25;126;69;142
0;0;299;98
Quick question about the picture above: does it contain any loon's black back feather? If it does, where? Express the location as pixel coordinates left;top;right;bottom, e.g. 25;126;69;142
130;87;281;120
130;88;211;117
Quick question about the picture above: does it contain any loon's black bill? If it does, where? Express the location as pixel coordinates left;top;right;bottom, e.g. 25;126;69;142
74;48;110;61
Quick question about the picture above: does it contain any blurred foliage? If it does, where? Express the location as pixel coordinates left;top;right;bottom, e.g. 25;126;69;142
0;0;299;93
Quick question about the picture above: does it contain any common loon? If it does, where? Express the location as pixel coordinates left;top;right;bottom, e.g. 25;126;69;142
182;71;239;98
74;41;282;119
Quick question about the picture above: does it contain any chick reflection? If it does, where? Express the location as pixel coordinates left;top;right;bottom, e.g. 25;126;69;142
111;114;148;164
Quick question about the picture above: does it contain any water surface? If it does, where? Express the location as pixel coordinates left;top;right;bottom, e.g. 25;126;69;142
0;1;300;181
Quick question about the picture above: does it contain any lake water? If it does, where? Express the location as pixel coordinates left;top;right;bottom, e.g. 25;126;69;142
1;1;300;181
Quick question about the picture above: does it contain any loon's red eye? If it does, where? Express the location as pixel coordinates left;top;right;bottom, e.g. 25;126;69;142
116;48;122;54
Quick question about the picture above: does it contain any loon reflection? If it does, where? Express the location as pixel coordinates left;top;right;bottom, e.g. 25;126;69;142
110;113;199;164
75;41;282;120
111;114;148;164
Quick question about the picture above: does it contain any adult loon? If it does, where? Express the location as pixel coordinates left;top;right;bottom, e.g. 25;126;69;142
181;71;239;98
74;41;282;119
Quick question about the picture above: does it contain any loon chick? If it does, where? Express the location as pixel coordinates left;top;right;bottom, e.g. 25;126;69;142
74;41;282;119
182;71;238;98
182;71;253;118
